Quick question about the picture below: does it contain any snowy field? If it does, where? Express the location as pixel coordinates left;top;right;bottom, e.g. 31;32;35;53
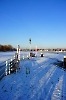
0;51;30;63
0;51;66;100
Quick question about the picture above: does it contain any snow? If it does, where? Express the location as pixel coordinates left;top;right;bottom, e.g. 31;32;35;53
0;52;16;63
0;51;66;100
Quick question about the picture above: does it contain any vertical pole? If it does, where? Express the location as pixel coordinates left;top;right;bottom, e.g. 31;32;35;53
9;64;10;74
17;44;18;53
16;63;17;73
17;45;20;61
29;43;30;57
19;48;20;61
10;58;13;67
36;46;37;56
64;56;66;68
30;43;31;51
29;38;31;57
5;61;8;75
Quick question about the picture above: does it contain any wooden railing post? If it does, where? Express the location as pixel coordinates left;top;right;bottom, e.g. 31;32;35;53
64;56;66;68
5;61;8;75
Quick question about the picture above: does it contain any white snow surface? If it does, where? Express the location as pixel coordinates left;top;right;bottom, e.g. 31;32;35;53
0;51;66;100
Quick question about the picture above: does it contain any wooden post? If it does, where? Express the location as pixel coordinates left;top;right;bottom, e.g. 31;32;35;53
8;64;10;74
64;56;66;68
5;61;8;75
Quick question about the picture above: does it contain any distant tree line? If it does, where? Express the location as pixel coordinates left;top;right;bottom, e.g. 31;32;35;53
0;44;66;52
0;44;17;51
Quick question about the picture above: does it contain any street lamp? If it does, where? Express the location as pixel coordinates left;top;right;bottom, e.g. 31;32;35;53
29;38;31;51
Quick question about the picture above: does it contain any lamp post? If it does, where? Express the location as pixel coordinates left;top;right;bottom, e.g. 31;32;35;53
29;38;31;57
29;38;31;51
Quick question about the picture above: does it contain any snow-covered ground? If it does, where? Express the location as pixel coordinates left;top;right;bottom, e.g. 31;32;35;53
0;51;66;100
0;51;29;63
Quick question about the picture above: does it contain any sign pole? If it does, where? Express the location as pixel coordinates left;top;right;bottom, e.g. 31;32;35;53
29;38;31;57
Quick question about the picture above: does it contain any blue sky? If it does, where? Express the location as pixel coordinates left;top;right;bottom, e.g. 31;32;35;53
0;0;66;49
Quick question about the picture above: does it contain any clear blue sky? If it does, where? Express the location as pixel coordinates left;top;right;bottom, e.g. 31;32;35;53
0;0;66;49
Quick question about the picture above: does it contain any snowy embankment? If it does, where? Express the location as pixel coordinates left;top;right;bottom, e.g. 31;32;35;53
0;52;66;100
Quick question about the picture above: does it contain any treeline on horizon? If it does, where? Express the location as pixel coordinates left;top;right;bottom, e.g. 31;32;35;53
0;44;37;52
0;44;16;51
0;44;36;52
0;44;66;52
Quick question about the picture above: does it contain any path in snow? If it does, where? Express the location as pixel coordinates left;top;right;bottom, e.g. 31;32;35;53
0;52;66;100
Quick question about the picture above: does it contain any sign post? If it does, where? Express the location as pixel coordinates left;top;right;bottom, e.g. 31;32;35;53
29;38;31;57
29;38;31;51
